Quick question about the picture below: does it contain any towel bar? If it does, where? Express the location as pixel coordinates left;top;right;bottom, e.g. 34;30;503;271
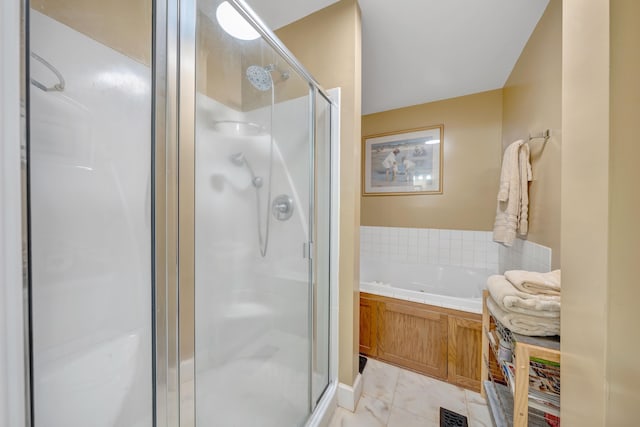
528;129;550;143
30;52;65;92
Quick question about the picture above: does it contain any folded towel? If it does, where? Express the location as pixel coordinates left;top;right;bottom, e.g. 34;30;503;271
505;270;561;296
487;275;560;318
487;296;560;337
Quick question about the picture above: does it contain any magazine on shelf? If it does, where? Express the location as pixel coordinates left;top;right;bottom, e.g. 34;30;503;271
501;362;515;393
501;361;560;412
529;360;561;396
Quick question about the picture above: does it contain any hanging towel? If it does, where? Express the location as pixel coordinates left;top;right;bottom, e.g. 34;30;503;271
486;275;560;318
505;270;561;296
518;143;532;234
493;140;532;245
487;296;560;337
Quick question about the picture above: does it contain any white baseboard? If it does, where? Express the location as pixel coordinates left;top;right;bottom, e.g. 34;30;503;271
336;373;363;412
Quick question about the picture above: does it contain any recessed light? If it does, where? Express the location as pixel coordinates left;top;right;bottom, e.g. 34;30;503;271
216;1;260;41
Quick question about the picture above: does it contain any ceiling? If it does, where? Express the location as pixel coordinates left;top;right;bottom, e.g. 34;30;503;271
245;0;549;115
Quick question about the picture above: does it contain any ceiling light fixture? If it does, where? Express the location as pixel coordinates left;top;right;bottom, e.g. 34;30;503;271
216;1;260;41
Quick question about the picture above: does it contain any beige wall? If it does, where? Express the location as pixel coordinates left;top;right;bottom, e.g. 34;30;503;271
276;0;362;386
361;90;503;231
31;0;151;65
561;0;609;424
502;0;562;269
197;12;244;110
606;0;640;423
563;0;640;423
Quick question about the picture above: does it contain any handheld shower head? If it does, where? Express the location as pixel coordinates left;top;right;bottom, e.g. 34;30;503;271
230;152;262;188
230;152;245;166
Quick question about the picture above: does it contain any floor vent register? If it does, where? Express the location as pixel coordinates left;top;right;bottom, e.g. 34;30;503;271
440;407;468;427
358;355;367;374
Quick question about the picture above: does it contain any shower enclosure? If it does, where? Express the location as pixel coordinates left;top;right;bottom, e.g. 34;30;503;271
22;0;337;426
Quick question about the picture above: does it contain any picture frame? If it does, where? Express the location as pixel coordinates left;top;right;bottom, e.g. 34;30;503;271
362;125;443;196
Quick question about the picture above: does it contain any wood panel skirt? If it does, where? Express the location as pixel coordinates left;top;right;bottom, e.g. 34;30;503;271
359;292;482;392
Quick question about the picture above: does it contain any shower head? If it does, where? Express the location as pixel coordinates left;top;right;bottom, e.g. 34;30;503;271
245;64;290;91
246;65;273;91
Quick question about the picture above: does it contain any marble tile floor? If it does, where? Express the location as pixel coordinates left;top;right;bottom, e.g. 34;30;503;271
328;358;493;427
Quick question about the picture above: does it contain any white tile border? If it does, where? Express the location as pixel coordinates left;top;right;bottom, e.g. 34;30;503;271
499;237;552;273
360;226;501;273
361;226;552;274
337;373;363;412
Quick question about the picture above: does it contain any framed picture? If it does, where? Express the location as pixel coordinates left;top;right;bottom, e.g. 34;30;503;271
362;125;443;196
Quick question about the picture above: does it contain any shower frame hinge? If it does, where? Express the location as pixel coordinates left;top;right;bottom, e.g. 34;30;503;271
303;241;314;260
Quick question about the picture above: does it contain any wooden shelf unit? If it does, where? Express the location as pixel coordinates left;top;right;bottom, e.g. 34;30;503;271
481;290;560;427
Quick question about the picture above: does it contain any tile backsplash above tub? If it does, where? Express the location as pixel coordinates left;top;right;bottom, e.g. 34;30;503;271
498;237;552;273
360;226;551;274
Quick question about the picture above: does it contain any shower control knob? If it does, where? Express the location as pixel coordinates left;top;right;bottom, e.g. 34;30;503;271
272;195;294;221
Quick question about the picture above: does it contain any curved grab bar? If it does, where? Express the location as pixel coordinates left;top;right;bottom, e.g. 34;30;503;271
30;52;65;92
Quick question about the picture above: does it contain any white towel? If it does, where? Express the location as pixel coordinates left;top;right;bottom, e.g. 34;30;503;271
493;140;532;246
487;296;560;337
505;270;561;296
487;275;560;318
518;143;532;234
496;140;521;202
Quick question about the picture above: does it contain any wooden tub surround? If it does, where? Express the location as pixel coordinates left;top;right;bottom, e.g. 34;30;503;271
359;292;482;392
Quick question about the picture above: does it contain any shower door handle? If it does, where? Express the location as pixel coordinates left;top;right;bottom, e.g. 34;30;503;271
303;241;313;260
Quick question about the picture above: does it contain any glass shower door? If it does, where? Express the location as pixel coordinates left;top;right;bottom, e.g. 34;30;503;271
312;90;332;406
193;1;313;425
27;2;154;426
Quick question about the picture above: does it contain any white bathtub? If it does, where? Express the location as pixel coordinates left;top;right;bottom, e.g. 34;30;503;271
360;262;491;314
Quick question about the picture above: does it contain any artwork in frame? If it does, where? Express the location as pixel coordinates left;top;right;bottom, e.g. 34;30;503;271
362;125;443;196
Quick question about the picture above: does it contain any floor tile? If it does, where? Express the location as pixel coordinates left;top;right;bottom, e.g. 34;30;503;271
362;358;401;404
328;395;391;427
329;360;484;427
327;407;353;427
393;369;467;420
387;405;435;427
465;390;493;427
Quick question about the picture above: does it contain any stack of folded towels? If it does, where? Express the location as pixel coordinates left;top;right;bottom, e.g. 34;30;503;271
486;270;561;337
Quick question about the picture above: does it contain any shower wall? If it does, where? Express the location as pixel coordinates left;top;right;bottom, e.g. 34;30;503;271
29;10;152;427
30;0;152;65
194;91;310;367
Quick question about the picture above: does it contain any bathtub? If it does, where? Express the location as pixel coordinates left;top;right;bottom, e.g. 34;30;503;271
360;262;491;314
